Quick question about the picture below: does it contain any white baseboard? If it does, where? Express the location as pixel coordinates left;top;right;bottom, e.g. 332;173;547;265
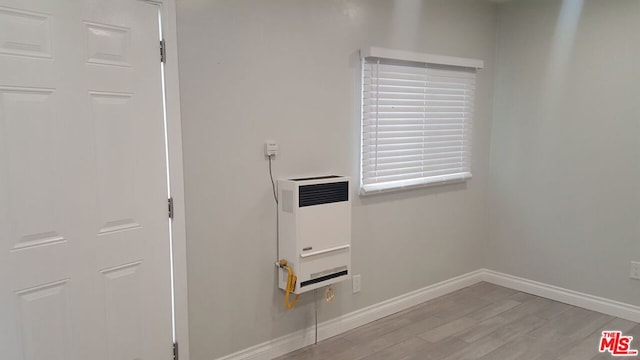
215;269;484;360
216;269;640;360
480;269;640;323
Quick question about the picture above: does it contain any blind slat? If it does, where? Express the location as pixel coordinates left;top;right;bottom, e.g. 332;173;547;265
366;147;467;158
363;168;469;184
363;159;470;173
363;141;468;151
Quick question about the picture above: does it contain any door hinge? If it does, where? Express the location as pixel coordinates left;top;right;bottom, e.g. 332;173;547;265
168;197;174;219
173;342;179;360
160;39;166;63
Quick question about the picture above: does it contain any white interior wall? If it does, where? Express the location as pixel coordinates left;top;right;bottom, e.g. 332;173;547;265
176;0;497;358
489;0;640;306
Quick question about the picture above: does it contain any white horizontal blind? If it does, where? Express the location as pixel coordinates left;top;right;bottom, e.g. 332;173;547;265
361;58;476;194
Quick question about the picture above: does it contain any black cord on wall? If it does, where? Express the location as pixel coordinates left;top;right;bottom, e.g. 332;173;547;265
268;155;278;204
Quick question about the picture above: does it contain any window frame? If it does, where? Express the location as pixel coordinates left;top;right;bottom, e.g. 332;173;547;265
359;47;483;195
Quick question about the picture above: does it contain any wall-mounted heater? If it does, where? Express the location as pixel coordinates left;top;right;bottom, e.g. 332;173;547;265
278;175;351;294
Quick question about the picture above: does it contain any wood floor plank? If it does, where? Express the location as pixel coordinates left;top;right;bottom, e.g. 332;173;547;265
478;285;520;302
482;314;547;343
535;301;573;320
477;335;558;360
418;317;478;342
498;296;556;323
358;337;427;360
526;307;614;354
378;316;445;345
276;336;353;360
274;282;639;360
343;315;413;344
469;298;521;322
440;335;506;360
330;336;397;360
407;337;470;360
458;315;511;343
508;291;539;303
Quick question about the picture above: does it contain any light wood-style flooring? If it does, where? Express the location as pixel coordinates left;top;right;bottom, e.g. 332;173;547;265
276;282;639;360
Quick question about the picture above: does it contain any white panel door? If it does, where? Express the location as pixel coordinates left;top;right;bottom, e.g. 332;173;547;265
0;1;173;359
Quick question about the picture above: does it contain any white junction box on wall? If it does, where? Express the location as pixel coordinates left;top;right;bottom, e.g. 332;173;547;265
278;175;351;294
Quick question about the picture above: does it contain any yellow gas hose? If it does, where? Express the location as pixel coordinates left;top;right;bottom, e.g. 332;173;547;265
279;260;300;309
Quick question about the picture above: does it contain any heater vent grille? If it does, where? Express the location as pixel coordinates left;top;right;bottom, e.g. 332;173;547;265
300;270;349;287
299;181;348;207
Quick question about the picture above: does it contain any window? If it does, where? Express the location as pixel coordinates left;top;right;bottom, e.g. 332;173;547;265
360;47;483;194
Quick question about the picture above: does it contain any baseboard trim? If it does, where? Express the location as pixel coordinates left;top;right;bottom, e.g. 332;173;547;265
215;269;484;360
480;269;640;323
216;269;640;359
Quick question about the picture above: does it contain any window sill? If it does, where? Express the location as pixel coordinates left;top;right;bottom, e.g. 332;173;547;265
360;173;471;196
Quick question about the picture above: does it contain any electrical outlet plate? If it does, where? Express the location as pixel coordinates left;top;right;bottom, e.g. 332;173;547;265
325;286;334;302
264;141;278;157
631;261;640;280
352;275;361;293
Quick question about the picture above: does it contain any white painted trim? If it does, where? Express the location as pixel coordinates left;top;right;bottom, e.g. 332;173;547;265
215;269;640;360
158;1;191;359
480;269;640;323
361;46;484;69
215;270;485;360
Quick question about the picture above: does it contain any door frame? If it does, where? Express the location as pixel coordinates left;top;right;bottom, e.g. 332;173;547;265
145;1;190;359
